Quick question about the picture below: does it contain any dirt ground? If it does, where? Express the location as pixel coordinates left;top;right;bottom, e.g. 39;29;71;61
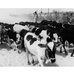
0;44;74;67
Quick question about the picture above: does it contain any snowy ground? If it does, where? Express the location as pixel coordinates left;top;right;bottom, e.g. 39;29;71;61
0;44;74;67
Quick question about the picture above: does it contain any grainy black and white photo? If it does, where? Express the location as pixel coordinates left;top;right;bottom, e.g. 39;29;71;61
0;8;74;67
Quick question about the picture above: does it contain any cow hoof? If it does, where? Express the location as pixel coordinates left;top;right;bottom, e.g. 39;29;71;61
38;64;43;67
14;49;16;51
39;64;41;67
32;60;34;64
65;54;68;55
10;47;12;49
45;59;50;64
28;62;31;65
60;51;62;53
71;54;73;57
32;60;37;66
18;50;21;54
65;52;68;55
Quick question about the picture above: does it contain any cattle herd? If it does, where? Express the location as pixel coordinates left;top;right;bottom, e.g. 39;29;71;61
0;20;74;66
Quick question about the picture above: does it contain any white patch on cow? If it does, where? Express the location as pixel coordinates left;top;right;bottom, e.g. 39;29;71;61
40;38;47;44
39;30;50;44
48;42;54;50
11;42;18;50
70;43;74;46
65;40;69;47
13;24;29;33
16;34;20;43
53;33;58;42
29;25;35;31
39;30;49;38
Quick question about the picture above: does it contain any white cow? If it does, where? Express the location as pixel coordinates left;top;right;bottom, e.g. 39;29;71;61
24;32;47;66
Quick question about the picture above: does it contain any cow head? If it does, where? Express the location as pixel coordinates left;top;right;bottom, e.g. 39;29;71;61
45;42;56;63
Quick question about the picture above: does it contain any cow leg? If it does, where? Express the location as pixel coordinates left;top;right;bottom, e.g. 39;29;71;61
0;36;2;44
63;44;68;55
1;36;2;44
26;49;31;65
60;45;63;53
31;56;35;65
38;56;44;67
2;33;5;44
7;37;11;48
71;49;74;57
59;44;63;53
21;40;26;52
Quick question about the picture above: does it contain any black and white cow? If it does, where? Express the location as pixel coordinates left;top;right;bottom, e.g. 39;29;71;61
4;24;30;48
31;26;57;63
31;26;59;44
19;29;56;66
4;24;19;50
13;24;30;48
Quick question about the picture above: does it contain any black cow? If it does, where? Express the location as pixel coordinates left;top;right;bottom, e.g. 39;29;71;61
58;28;74;56
6;30;17;42
4;24;19;49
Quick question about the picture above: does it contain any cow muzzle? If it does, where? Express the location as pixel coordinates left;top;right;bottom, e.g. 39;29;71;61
51;58;56;63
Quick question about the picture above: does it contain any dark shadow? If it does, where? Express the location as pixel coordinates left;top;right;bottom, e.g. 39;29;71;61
44;62;59;67
0;43;10;50
28;59;59;67
0;43;25;52
32;59;59;67
68;49;73;53
56;50;67;57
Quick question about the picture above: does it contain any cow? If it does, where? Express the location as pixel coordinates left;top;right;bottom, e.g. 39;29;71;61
19;29;56;66
58;28;74;56
40;20;63;30
31;27;57;63
4;24;30;48
13;24;30;46
4;24;19;50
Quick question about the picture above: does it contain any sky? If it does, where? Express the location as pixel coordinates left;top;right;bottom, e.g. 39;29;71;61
0;8;74;24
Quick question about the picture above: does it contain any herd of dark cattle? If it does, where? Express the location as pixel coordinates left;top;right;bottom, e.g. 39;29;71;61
0;20;74;66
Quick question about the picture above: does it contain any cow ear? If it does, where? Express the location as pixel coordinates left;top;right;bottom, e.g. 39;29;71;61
46;37;52;43
38;44;46;47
